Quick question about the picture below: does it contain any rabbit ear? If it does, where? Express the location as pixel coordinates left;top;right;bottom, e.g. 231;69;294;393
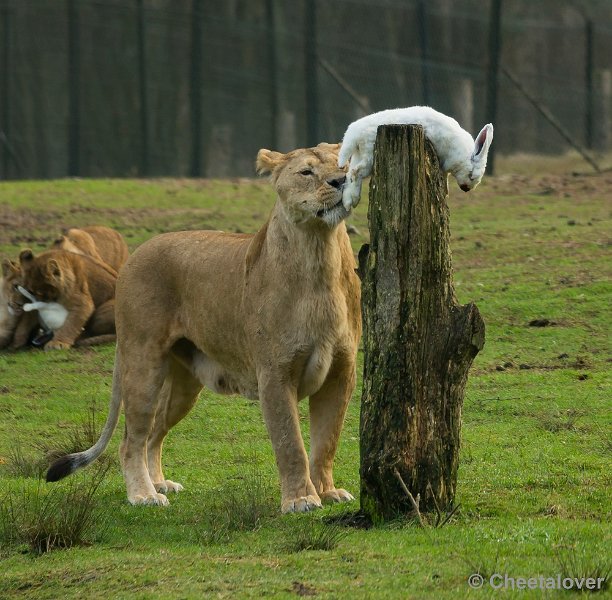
472;124;494;160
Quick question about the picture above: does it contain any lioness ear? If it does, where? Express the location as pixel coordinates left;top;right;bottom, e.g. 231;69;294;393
1;258;18;276
19;249;34;265
45;259;62;280
256;149;286;175
317;142;342;154
52;235;66;248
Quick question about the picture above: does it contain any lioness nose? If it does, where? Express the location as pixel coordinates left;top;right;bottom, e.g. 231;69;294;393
327;175;346;189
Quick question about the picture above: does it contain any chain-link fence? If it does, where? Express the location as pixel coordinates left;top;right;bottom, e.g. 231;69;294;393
1;0;610;179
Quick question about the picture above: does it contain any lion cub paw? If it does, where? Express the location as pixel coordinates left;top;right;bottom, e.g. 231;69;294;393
153;480;184;494
129;492;169;507
44;340;71;351
320;488;355;505
281;495;322;514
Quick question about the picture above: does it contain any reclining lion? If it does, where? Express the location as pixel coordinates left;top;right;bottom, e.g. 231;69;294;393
1;225;127;350
16;249;117;350
0;259;37;349
47;143;362;513
53;225;129;274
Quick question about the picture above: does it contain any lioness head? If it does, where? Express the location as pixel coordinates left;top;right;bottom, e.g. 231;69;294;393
1;259;25;316
256;142;349;228
19;249;74;303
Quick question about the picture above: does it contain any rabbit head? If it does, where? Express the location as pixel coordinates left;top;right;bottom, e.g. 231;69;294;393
453;123;494;192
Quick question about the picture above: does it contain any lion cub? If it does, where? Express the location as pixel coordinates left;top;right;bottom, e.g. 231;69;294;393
1;225;128;350
53;225;129;274
47;143;362;514
17;249;117;350
0;260;38;349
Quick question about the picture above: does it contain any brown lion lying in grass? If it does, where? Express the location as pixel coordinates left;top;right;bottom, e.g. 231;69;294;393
53;225;129;274
0;225;128;350
47;143;362;514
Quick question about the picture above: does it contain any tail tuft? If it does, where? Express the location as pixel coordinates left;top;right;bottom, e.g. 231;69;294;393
46;454;79;482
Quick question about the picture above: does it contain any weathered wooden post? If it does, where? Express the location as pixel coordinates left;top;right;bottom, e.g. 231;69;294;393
359;125;485;523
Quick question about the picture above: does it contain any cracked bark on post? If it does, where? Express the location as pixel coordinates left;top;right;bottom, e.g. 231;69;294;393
359;124;485;523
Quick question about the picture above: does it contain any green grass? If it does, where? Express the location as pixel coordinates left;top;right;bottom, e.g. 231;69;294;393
0;165;610;598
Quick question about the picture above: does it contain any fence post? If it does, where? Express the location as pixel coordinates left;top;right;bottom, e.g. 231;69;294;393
359;125;485;523
585;19;594;150
190;0;203;177
452;78;474;134
417;0;430;105
595;69;611;151
485;0;502;175
266;0;278;150
304;0;318;147
1;3;10;178
67;0;80;177
137;0;149;176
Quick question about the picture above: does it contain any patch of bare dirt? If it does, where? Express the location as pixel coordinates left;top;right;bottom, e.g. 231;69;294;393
483;170;612;201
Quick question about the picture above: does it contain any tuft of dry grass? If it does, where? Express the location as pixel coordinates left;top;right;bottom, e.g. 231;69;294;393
554;544;610;594
283;517;350;553
0;460;111;554
192;455;277;546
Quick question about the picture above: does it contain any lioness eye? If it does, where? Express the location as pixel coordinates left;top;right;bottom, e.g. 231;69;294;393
300;169;313;176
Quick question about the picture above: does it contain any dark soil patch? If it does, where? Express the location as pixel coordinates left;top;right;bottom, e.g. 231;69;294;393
291;581;317;596
528;318;556;327
324;511;373;530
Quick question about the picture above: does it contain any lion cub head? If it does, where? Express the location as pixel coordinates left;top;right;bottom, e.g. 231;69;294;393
19;250;78;303
1;259;25;316
256;142;349;228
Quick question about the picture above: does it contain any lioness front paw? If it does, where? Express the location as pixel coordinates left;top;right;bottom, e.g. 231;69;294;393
320;488;355;505
281;494;322;514
153;480;184;494
44;340;71;351
129;492;169;506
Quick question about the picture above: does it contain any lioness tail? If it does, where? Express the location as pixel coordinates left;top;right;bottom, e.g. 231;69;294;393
46;351;122;482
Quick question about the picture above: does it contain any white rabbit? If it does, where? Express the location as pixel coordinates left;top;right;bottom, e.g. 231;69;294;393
338;106;494;209
18;285;68;331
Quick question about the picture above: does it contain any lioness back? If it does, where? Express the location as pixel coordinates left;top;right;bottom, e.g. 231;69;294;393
55;226;129;273
80;226;129;271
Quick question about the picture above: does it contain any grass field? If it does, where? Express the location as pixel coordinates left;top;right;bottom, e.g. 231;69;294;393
0;161;610;599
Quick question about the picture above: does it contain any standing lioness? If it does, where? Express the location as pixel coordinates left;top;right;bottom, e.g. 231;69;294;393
48;143;361;513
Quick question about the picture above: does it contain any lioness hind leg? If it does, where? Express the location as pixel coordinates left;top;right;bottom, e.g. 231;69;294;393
308;361;356;505
147;356;202;494
119;351;170;506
